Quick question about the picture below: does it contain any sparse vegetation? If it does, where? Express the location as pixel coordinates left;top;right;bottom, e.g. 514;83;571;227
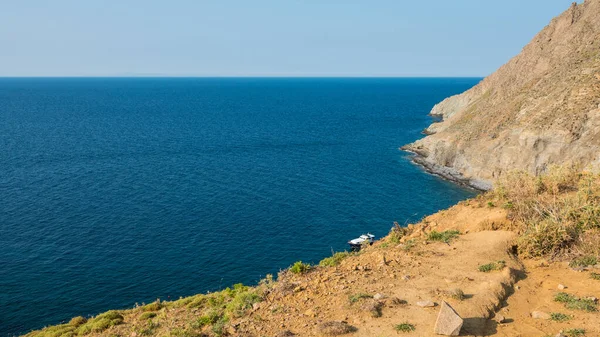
569;255;598;268
489;166;600;258
348;292;372;303
554;292;598;312
68;316;87;327
317;321;356;336
141;300;162;312
140;312;157;320
427;230;460;243
449;288;466;301
591;272;600;280
394;322;415;333
290;261;311;274
550;312;571;321
565;328;586;337
320;251;351;267
389;222;406;243
478;260;506;272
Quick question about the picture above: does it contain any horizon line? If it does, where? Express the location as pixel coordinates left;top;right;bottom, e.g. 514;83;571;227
0;75;485;79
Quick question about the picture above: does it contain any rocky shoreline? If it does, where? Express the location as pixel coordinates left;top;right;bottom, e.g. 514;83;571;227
401;146;492;191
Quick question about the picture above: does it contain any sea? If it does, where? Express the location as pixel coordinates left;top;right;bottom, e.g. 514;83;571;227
0;77;480;335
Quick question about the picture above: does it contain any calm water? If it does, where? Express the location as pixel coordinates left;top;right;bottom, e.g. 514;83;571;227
0;78;479;335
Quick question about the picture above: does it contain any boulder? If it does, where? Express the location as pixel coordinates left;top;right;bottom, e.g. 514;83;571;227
434;301;463;336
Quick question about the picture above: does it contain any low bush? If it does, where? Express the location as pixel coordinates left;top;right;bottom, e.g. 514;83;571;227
478;261;506;272
140;312;156;320
427;230;460;243
141;300;162;312
489;166;600;258
317;321;356;336
565;328;586;337
394;322;415;333
68;317;87;327
319;252;351;267
569;256;598;268
389;222;406;243
290;261;311;274
554;292;598;312
549;312;571;322
348;293;372;303
591;272;600;280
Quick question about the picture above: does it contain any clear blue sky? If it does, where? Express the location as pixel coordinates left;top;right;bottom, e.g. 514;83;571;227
0;0;578;77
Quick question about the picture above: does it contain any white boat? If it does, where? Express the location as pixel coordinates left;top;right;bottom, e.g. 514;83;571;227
348;233;375;251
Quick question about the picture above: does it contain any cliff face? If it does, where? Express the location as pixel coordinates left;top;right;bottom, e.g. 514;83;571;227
404;0;600;190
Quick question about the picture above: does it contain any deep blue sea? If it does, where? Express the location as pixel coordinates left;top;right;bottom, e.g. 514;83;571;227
0;78;479;335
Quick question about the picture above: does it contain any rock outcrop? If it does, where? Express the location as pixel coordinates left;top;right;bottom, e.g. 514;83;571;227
434;301;463;336
404;0;600;189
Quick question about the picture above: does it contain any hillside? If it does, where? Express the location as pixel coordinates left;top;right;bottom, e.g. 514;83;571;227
403;0;600;190
24;168;600;336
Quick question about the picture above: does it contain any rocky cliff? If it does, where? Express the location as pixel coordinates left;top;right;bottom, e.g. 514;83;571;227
404;0;600;190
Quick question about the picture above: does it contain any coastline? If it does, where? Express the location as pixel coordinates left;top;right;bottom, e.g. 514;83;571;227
400;146;492;191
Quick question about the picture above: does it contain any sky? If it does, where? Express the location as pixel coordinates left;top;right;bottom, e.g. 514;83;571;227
0;0;579;77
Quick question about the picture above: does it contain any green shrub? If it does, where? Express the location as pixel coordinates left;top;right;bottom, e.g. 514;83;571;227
290;261;311;274
549;312;571;322
394;323;415;332
141;300;162;312
140;312;156;320
478;261;506;272
427;230;460;243
565;328;586;337
554;292;598;312
68;317;87;327
193;310;221;328
226;289;262;317
591;272;600;280
211;316;229;337
569;256;598;268
319;252;351;267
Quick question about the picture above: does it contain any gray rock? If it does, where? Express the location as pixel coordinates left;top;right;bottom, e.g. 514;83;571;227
434;301;463;336
416;300;436;307
373;293;386;300
531;311;551;320
557;284;566;290
494;314;506;323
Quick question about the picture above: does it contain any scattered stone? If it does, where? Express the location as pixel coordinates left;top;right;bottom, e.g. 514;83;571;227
416;300;436;307
586;296;598;303
557;284;566;290
303;309;315;317
531;311;551;320
555;332;566;337
402;275;411;281
434;301;463;336
515;285;520;290
494;314;507;323
253;302;261;310
373;293;386;300
275;331;296;337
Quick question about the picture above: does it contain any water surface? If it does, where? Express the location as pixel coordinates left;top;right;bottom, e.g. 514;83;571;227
0;78;479;335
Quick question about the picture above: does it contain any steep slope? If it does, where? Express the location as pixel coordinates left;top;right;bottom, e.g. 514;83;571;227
404;0;600;190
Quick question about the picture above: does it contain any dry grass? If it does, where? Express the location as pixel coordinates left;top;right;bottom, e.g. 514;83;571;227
487;166;600;258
